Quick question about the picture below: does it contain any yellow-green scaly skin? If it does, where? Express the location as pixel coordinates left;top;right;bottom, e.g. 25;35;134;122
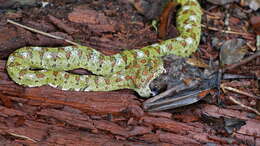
6;0;202;97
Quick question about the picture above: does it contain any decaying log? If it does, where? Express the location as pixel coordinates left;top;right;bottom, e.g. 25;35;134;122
1;60;259;145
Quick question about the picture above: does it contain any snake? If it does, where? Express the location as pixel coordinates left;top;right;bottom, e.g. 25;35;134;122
6;0;202;97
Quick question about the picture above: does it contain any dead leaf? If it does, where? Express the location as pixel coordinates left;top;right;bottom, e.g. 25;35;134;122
241;0;260;10
220;39;247;66
186;57;210;68
250;16;260;35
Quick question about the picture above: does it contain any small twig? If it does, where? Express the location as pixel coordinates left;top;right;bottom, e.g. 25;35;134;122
223;51;260;72
228;96;260;116
201;24;254;37
202;9;222;19
222;86;260;100
8;132;37;142
221;84;260;116
158;1;177;38
246;42;256;51
7;19;80;46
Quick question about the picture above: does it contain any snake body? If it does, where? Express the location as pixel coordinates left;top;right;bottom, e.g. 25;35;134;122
6;0;202;97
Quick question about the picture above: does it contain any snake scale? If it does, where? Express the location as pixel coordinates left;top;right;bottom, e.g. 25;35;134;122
6;0;202;97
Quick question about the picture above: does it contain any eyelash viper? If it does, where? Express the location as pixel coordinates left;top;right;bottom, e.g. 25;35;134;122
6;0;202;97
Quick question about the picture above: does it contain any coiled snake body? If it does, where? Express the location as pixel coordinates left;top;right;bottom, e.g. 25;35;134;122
6;0;202;97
